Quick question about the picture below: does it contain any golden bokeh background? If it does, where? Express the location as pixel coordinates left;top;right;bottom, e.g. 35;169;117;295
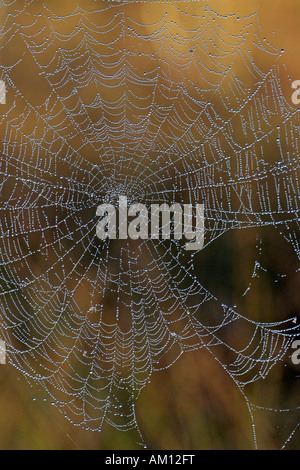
0;0;299;450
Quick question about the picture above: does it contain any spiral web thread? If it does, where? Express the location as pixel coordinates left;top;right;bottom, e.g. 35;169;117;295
0;0;299;448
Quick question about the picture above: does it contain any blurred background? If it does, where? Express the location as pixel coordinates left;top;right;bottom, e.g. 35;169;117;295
0;0;299;450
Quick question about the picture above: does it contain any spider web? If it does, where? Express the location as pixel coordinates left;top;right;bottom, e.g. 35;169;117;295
0;0;299;448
